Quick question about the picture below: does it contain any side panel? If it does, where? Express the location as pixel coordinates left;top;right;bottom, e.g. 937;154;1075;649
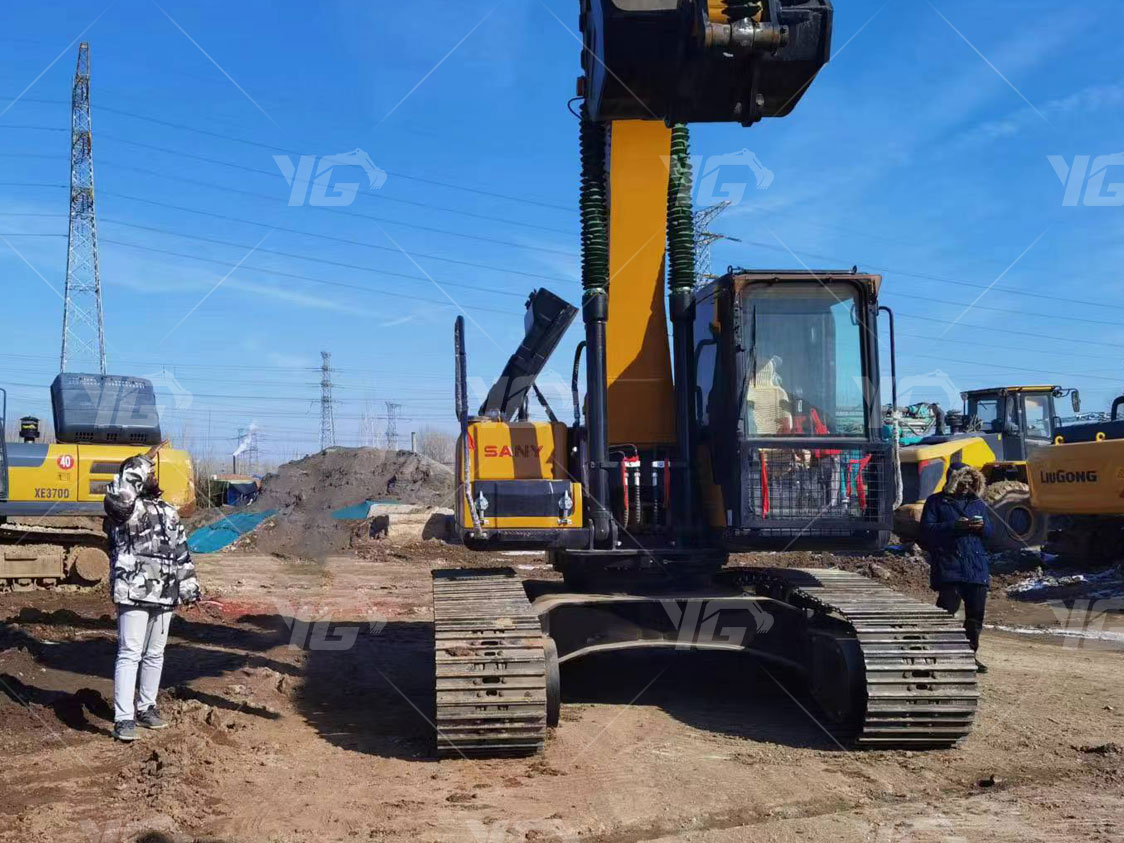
7;443;79;507
2;443;195;516
458;421;583;530
606;120;677;448
1028;439;1124;515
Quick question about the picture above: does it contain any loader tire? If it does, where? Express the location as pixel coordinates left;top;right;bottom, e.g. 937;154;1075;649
983;481;1047;551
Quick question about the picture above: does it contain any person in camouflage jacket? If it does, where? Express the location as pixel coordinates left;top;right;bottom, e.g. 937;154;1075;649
105;453;201;741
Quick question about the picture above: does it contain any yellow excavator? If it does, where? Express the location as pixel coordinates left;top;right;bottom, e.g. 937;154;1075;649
0;374;195;589
431;0;980;758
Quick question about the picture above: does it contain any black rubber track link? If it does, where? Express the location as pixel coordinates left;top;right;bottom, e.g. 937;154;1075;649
742;567;979;748
432;568;549;758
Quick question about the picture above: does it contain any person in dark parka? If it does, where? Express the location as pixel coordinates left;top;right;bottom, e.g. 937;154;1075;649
920;461;992;673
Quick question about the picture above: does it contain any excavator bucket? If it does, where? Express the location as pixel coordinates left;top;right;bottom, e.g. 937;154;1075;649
581;0;833;125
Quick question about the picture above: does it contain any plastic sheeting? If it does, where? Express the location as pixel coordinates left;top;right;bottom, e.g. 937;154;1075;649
331;499;398;520
188;510;277;553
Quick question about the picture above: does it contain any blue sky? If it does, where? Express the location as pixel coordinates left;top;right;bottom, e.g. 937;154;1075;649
1;0;1123;465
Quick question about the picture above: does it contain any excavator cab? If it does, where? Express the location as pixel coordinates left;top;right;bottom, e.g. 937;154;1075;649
696;270;891;547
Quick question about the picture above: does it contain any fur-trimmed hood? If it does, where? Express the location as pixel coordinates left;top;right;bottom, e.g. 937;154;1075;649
945;464;986;498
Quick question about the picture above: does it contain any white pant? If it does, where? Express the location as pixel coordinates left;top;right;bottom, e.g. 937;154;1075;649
114;606;173;722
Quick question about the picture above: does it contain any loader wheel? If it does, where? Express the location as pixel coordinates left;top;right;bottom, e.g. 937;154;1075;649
67;546;110;586
983;481;1047;551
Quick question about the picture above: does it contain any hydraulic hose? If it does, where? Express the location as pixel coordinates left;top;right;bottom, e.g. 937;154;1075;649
667;124;698;534
580;116;612;544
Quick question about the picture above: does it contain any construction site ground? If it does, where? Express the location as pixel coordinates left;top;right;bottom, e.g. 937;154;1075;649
1;545;1121;843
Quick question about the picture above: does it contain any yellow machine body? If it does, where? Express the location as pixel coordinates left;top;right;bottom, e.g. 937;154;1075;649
4;441;196;515
1027;439;1124;516
605;121;677;448
895;436;1004;533
457;421;582;531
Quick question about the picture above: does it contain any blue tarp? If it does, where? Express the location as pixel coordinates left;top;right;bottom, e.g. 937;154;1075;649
331;499;398;520
224;482;260;507
188;510;277;554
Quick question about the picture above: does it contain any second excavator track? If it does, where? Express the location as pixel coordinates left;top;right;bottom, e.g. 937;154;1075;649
742;567;980;748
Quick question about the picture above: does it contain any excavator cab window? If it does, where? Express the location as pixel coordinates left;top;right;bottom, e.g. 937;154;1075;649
741;284;867;438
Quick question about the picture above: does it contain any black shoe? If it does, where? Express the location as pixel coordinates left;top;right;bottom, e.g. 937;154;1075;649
136;707;169;730
113;720;138;742
975;659;989;675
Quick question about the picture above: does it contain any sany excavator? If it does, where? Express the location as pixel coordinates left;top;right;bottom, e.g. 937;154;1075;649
433;1;979;757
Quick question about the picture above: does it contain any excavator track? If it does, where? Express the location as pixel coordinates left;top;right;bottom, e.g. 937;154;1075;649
743;567;979;748
432;568;552;758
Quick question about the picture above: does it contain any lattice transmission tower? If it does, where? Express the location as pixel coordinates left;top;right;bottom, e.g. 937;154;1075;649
693;201;740;286
320;352;336;450
385;402;402;450
60;42;107;374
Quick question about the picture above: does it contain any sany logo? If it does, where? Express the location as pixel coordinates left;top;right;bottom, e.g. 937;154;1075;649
56;454;75;471
483;445;544;459
273;148;388;207
1048;153;1124;206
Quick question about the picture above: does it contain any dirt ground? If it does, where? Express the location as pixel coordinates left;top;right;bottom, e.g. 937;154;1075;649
1;545;1122;843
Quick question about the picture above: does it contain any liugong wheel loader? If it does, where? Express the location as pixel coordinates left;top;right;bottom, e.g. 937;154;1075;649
431;0;980;758
894;385;1081;551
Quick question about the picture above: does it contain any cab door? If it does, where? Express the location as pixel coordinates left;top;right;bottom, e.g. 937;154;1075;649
1020;392;1055;456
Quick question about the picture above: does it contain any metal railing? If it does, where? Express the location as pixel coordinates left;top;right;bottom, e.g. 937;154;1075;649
737;439;891;536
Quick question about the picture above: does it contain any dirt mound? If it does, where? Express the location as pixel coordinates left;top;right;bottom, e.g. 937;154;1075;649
249;448;454;559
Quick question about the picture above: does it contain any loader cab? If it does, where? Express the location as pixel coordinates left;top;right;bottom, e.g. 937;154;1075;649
695;270;891;548
963;386;1063;462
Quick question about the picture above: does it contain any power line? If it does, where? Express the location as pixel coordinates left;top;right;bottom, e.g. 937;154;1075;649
82;105;575;212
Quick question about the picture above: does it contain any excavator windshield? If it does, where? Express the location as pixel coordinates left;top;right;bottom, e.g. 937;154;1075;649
741;283;867;438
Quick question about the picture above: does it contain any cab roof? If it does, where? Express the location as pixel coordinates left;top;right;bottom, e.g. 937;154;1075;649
963;386;1059;397
719;268;882;295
